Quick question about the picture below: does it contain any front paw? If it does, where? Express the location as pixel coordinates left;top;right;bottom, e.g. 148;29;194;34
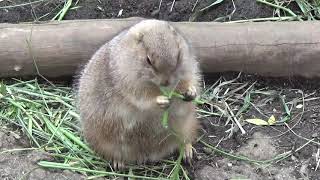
156;95;170;108
183;86;197;101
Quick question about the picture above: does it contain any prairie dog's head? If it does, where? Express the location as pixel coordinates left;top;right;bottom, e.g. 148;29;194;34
113;19;193;88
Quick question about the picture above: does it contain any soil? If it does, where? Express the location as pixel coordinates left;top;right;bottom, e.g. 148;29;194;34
0;0;275;23
191;73;320;180
1;0;320;180
0;128;86;180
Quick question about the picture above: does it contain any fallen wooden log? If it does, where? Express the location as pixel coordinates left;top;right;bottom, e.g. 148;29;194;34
0;18;320;78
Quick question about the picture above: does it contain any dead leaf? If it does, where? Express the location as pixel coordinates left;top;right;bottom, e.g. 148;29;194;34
267;115;276;125
245;118;269;126
296;104;303;109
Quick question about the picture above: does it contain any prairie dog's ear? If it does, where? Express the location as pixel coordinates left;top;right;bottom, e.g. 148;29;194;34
130;31;143;42
133;31;144;42
128;26;144;42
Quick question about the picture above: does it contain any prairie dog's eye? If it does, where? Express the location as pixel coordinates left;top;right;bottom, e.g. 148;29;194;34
146;55;152;66
146;55;158;72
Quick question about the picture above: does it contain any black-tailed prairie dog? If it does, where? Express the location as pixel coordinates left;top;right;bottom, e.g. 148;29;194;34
77;19;201;169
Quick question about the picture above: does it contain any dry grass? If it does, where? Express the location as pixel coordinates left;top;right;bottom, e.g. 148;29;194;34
1;74;317;179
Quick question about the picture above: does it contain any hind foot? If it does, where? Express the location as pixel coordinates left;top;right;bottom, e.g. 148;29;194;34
183;143;193;165
112;160;125;171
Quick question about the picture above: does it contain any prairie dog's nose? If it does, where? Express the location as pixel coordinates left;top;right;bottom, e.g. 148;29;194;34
160;79;169;86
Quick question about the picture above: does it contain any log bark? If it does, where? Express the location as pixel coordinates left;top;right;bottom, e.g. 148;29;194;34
0;18;320;78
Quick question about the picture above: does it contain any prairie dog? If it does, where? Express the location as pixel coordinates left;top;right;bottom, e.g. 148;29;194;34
77;19;201;169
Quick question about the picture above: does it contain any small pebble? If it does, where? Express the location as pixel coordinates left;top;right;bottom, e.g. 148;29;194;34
203;147;213;155
312;133;318;138
117;9;123;17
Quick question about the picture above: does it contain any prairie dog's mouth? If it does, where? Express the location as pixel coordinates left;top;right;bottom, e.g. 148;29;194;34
159;79;180;92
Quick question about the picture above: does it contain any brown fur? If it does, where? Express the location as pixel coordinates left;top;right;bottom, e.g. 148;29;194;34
76;19;202;165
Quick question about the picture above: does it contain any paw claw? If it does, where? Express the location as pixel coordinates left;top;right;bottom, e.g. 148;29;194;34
183;86;197;101
156;95;170;108
112;160;125;171
183;143;193;165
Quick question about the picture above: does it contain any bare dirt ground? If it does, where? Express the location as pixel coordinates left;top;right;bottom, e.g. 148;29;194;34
0;129;86;180
194;74;320;180
0;0;274;23
1;0;320;180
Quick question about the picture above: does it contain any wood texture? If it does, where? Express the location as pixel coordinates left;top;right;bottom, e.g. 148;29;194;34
1;18;320;78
